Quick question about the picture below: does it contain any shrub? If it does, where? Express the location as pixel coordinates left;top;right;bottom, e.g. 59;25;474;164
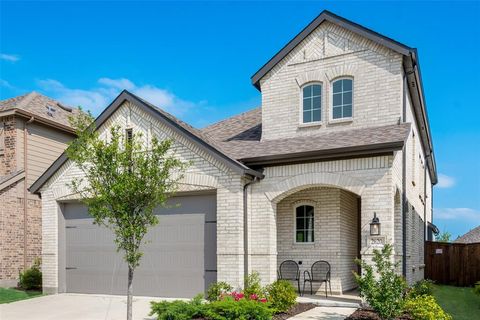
206;281;233;302
354;244;406;320
18;258;42;290
409;279;435;298
149;295;206;320
474;281;480;296
265;280;297;313
243;272;265;299
205;296;273;320
404;295;452;320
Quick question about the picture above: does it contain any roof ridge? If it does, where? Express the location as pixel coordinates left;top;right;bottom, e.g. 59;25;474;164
15;91;38;110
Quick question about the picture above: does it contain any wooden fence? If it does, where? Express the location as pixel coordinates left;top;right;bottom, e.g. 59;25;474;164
425;241;480;286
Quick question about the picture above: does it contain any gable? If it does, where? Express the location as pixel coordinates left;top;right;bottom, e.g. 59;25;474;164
30;91;262;194
251;10;411;88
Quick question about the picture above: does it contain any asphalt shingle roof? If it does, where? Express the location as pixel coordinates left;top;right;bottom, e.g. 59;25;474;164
0;91;81;129
455;226;480;244
201;107;411;162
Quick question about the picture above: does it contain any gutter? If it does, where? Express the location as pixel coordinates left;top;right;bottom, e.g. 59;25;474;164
243;175;262;280
0;109;76;135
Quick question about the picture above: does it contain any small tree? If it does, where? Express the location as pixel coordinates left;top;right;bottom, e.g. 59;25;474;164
67;111;187;320
436;231;451;243
354;244;406;320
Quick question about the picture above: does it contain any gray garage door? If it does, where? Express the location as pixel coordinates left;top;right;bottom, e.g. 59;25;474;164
63;193;216;298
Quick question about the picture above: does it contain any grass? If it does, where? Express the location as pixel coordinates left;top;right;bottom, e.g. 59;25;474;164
433;284;480;320
0;287;43;304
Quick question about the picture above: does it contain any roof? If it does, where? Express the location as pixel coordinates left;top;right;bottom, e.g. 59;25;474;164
249;10;437;184
30;90;263;194
454;226;480;244
0;92;80;133
0;170;25;192
202;109;410;165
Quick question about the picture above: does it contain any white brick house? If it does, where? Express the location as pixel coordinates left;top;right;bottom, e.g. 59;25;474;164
31;10;437;297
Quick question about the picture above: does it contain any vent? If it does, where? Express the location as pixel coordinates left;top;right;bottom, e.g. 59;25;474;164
57;102;72;112
46;105;56;117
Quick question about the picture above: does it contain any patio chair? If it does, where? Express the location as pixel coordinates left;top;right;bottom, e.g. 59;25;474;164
277;260;301;295
303;260;332;297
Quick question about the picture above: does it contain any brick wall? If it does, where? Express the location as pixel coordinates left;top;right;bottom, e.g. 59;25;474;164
260;21;403;141
39;101;247;293
276;187;358;293
0;116;16;175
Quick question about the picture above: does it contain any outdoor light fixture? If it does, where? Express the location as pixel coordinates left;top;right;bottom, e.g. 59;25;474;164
370;212;381;236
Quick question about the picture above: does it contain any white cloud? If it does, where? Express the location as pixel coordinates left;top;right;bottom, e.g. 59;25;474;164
0;79;15;89
437;173;455;188
36;77;201;116
98;78;135;90
1;53;20;62
435;208;480;222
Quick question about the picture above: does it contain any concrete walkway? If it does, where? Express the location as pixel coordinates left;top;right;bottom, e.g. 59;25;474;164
290;307;357;319
0;293;357;320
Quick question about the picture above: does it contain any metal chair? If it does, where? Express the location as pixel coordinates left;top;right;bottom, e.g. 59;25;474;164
303;260;332;297
278;260;301;295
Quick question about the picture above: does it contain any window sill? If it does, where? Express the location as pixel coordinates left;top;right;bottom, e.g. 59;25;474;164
328;117;353;125
298;121;323;128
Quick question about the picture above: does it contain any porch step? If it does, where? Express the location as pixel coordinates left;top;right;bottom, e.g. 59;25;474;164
297;296;361;308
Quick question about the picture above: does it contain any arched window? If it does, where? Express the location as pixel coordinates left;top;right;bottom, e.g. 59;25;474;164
332;78;353;119
302;84;322;124
295;204;314;243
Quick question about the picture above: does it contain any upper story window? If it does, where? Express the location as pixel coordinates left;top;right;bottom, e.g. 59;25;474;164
295;204;314;243
302;84;322;124
332;78;353;120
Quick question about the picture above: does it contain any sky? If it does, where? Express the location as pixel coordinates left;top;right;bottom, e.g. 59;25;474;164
1;1;479;239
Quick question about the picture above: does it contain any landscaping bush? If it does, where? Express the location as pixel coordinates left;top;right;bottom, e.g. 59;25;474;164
404;295;452;320
408;279;434;298
205;296;273;320
354;244;407;320
18;258;42;290
265;280;297;313
243;272;265;299
474;281;480;296
149;295;206;320
206;281;233;302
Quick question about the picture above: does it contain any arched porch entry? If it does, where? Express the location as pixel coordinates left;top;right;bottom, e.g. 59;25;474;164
269;173;365;294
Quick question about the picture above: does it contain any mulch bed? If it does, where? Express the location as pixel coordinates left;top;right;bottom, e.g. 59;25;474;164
272;303;317;320
345;308;413;320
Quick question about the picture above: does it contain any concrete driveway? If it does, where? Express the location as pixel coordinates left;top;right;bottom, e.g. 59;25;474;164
0;293;173;320
0;293;357;320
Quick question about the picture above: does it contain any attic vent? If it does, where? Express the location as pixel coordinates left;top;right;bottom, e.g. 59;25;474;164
46;105;56;117
57;102;72;112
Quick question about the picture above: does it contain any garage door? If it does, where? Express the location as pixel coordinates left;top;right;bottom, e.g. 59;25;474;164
62;193;216;298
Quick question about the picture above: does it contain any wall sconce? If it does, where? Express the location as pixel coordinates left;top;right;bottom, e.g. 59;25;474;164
370;212;381;236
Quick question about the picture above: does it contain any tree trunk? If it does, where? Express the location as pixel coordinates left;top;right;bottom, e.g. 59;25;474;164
127;265;134;320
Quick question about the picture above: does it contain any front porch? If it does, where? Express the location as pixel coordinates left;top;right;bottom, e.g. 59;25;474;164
276;186;361;295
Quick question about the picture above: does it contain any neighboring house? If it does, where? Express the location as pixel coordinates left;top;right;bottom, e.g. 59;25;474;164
30;10;437;297
454;226;480;244
0;92;78;287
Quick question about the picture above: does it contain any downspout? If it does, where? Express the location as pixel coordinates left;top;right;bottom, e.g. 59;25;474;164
402;72;408;278
423;158;428;240
243;176;261;280
23;116;34;270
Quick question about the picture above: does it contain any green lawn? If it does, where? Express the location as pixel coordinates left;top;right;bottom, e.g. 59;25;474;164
433;284;480;320
0;287;43;304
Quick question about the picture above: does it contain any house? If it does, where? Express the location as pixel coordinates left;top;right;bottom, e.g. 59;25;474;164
30;10;437;297
0;92;79;287
454;226;480;244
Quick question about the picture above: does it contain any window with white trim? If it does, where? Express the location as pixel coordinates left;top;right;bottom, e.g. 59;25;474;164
295;204;314;243
332;78;353;119
302;84;322;123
